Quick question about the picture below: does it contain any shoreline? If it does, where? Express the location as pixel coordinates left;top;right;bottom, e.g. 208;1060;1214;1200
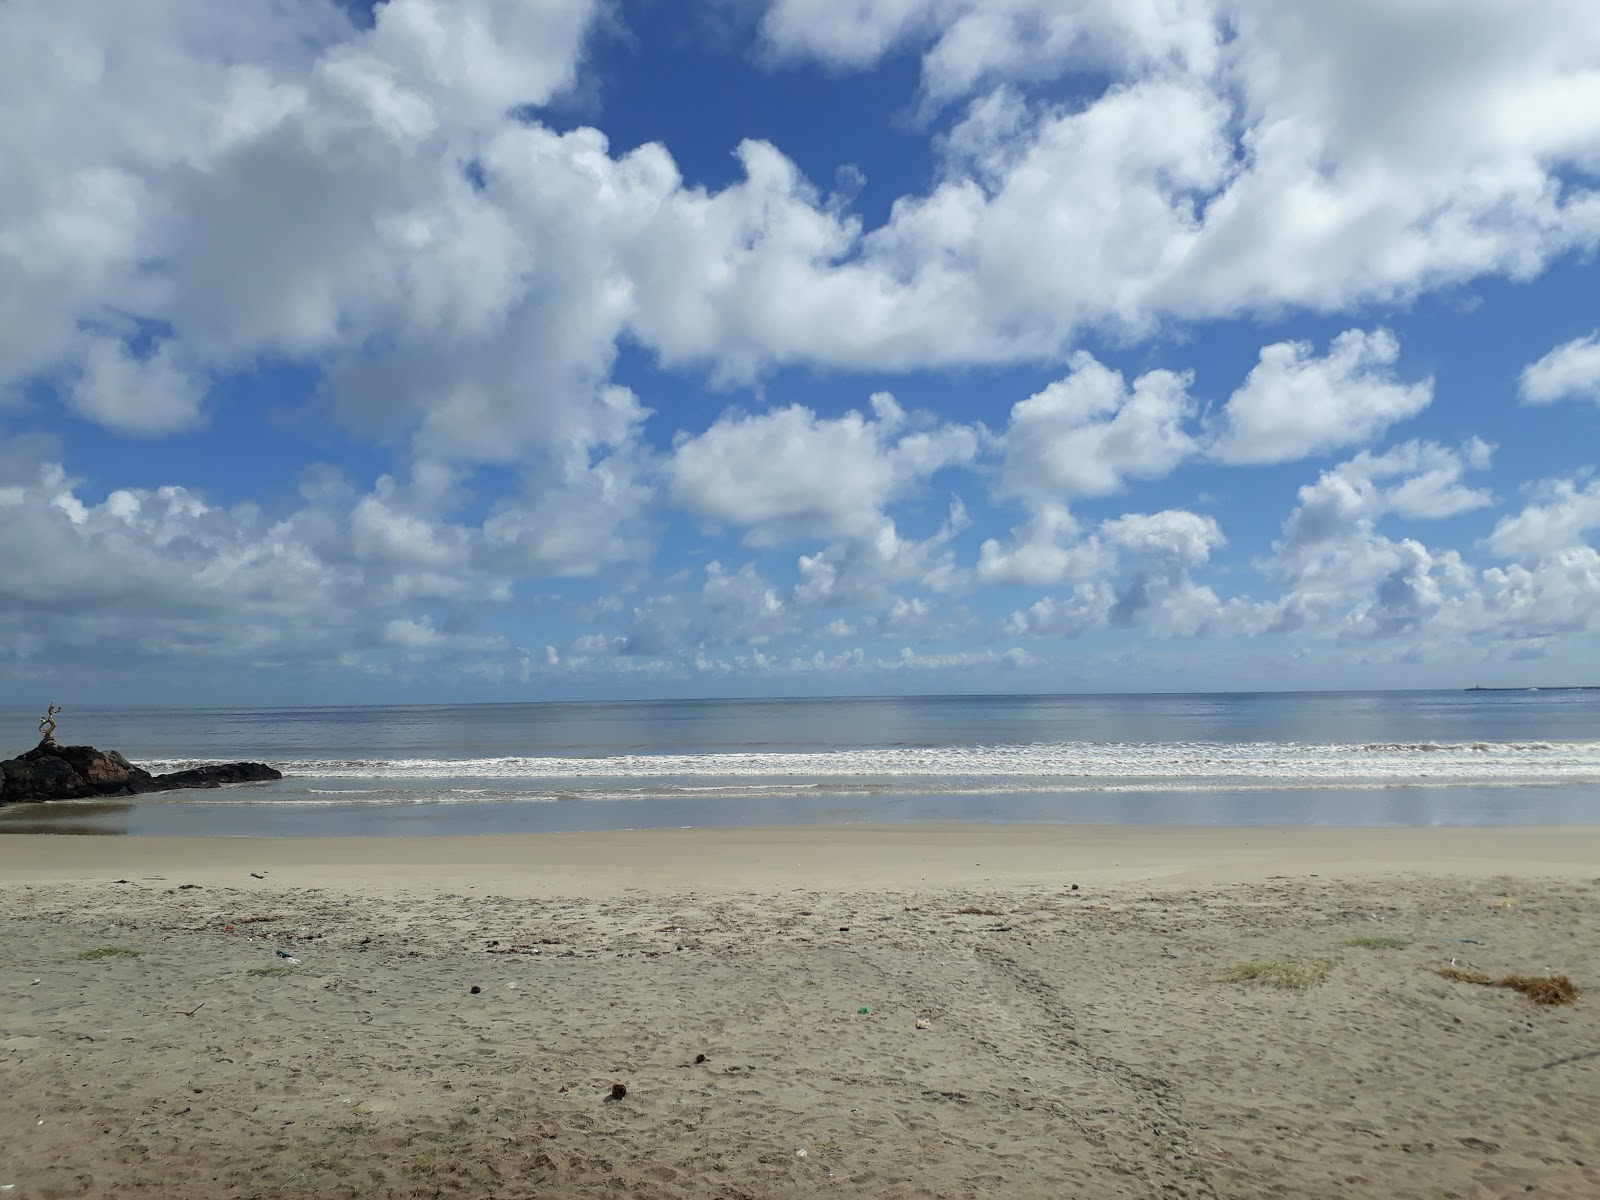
4;822;1599;894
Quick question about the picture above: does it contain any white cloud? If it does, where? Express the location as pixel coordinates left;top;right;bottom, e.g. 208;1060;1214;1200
1279;440;1494;557
1340;539;1447;638
976;503;1111;587
793;504;969;610
479;455;653;579
761;0;1221;102
1003;583;1113;638
667;394;979;544
0;456;552;687
2;0;615;464
1099;510;1226;634
67;335;208;435
1520;333;1600;405
1474;549;1600;639
1000;353;1196;502
700;561;792;644
8;0;1600;692
1484;478;1600;563
1003;508;1225;638
10;0;1600;460
761;1;1600;356
1213;330;1433;465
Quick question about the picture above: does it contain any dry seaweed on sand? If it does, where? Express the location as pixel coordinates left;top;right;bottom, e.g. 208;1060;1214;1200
1435;968;1578;1005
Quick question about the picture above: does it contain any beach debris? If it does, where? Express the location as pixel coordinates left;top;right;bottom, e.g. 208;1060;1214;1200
1435;968;1577;1005
915;1018;931;1030
172;1001;205;1018
1070;884;1079;891
838;926;850;932
274;950;302;964
29;979;39;986
858;1006;871;1015
1441;938;1482;945
178;883;202;891
609;1082;627;1101
250;872;266;880
795;1148;808;1159
1492;899;1515;908
695;1053;707;1064
470;985;481;995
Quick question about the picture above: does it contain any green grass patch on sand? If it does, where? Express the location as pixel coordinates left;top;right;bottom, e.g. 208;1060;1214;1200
245;966;301;977
1218;958;1336;990
76;946;143;960
1342;935;1410;949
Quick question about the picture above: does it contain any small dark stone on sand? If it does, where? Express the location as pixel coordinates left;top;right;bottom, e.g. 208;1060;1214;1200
838;927;850;932
610;1083;627;1101
1070;884;1079;891
470;985;481;995
695;1054;707;1064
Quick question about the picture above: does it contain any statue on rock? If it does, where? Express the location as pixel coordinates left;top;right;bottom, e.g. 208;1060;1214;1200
1;707;282;807
38;703;60;747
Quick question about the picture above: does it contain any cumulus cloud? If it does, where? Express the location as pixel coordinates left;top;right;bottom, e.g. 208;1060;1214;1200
1003;508;1225;638
7;0;1600;691
667;393;979;544
2;0;630;473
976;504;1111;587
1000;353;1196;503
1212;330;1433;465
1521;333;1600;405
792;500;971;610
762;0;1600;351
10;0;1600;449
1279;440;1494;557
0;456;545;690
1484;478;1600;562
761;0;1222;102
68;335;208;435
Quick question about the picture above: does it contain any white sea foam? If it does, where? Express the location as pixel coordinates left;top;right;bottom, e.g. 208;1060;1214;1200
139;739;1600;794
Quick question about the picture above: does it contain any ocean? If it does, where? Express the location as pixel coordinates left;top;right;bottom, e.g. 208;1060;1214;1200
2;690;1597;836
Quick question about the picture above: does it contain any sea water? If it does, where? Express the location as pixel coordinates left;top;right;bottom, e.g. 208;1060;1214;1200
2;690;1597;835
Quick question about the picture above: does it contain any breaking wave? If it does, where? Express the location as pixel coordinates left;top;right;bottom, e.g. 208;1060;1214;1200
137;738;1600;800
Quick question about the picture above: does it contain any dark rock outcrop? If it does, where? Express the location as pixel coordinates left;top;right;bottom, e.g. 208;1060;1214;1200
152;762;282;789
0;740;282;806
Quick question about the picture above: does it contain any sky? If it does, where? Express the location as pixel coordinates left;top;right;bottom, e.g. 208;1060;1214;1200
3;0;1600;707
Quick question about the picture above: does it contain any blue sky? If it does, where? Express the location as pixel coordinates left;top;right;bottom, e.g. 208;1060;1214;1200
4;0;1600;707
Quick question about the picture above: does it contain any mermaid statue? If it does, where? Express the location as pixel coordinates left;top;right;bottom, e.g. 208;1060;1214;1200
38;702;60;746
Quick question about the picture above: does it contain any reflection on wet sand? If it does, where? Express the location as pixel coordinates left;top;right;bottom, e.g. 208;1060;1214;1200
0;801;130;836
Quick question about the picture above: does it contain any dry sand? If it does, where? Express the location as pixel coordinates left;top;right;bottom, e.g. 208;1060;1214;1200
3;824;1599;1199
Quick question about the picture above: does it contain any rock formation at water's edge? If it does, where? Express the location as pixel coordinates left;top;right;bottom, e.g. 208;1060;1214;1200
0;740;281;807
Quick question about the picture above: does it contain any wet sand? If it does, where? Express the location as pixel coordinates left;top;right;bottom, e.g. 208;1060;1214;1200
3;825;1599;1198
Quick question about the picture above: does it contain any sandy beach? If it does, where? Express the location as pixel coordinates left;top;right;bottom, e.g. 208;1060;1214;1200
3;824;1599;1198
